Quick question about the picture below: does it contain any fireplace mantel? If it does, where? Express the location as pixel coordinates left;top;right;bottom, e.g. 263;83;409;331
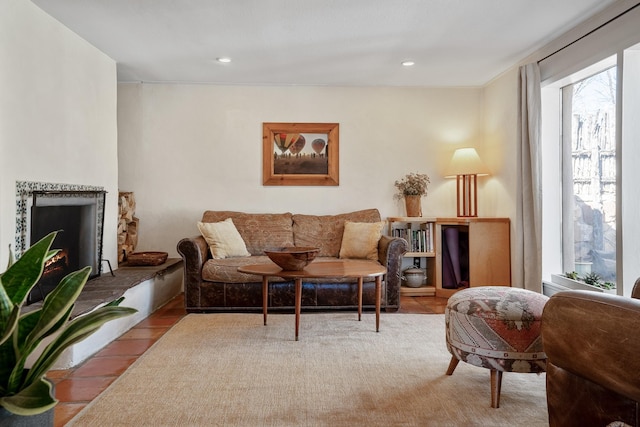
15;181;104;257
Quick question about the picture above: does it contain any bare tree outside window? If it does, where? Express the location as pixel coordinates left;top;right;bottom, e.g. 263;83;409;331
563;67;617;282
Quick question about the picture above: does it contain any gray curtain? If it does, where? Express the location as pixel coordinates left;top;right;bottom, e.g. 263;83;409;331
516;63;542;292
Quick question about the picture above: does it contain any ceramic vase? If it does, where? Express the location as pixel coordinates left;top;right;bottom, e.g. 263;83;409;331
404;195;422;217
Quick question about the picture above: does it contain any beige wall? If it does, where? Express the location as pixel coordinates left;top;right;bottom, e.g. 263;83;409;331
2;0;633;289
0;0;521;268
0;0;118;266
117;83;516;257
481;67;520;285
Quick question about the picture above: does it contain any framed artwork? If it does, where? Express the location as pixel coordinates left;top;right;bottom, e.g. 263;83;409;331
262;122;339;186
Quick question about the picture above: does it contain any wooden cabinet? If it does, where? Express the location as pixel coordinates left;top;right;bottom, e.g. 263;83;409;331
435;218;511;298
387;217;436;296
388;217;511;298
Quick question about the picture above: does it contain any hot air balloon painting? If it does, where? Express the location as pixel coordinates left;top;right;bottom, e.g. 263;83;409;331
273;133;304;154
311;138;326;155
288;135;306;154
263;123;339;186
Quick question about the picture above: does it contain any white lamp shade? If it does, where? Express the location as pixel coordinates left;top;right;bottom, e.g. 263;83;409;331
444;148;490;177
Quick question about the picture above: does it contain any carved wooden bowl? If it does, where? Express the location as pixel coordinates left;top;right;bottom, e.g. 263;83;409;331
127;251;168;266
264;247;320;271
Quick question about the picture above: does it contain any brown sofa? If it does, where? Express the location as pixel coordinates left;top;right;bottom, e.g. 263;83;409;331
177;208;408;313
541;283;640;426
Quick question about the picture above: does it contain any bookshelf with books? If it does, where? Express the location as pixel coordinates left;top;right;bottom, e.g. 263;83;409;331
389;217;512;299
387;217;436;296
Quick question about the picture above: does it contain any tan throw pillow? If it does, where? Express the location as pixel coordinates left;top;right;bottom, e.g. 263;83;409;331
339;221;385;260
197;219;251;259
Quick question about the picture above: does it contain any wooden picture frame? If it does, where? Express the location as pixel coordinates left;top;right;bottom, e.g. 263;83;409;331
262;122;339;186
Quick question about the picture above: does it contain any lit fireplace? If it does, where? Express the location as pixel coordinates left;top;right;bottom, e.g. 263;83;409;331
26;189;106;305
43;249;70;278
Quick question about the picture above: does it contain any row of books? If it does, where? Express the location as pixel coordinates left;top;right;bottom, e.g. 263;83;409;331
391;223;434;253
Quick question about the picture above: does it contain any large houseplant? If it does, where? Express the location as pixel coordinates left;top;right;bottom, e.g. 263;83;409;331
0;232;137;417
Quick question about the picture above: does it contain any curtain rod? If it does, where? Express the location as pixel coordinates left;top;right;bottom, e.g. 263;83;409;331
538;2;640;64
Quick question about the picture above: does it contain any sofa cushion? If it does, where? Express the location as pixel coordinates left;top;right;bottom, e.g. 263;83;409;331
197;219;251;259
201;211;294;255
202;256;380;284
339;221;385;260
202;256;288;283
292;209;382;257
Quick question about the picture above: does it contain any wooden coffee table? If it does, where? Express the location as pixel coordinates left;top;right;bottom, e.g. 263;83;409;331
238;260;386;340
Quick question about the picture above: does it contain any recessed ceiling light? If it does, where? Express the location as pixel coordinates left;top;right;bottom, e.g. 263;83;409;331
217;57;231;63
401;60;415;67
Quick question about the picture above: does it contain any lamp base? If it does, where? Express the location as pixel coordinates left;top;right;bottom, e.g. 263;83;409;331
456;174;478;217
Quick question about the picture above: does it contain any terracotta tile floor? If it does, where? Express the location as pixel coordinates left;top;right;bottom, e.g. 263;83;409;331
51;293;447;426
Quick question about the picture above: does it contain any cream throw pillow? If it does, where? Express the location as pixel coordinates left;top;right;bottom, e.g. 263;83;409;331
339;221;385;260
197;219;251;259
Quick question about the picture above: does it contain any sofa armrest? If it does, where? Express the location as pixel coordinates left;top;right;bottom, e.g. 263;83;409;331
177;236;209;310
378;235;409;311
542;290;640;425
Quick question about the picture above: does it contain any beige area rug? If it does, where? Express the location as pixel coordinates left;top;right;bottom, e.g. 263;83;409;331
69;313;548;427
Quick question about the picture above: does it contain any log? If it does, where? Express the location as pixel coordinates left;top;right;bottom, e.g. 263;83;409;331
118;192;139;263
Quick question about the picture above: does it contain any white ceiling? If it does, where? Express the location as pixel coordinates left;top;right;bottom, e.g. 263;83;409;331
31;0;616;87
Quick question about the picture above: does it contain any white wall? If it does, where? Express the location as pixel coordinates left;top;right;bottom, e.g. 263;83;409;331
0;0;118;267
117;83;517;257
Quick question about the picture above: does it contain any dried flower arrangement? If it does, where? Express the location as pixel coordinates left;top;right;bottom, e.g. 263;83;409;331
394;172;430;200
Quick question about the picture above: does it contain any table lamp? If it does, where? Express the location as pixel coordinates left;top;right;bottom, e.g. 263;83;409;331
445;148;489;217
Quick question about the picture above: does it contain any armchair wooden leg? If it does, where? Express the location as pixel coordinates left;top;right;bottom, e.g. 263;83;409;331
490;369;503;408
445;356;459;375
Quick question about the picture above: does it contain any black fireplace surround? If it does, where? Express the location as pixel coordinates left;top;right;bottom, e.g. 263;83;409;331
27;190;106;304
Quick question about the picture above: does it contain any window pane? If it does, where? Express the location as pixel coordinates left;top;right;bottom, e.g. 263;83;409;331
564;67;617;283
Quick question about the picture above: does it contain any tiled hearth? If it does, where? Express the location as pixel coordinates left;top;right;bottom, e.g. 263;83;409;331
22;259;184;370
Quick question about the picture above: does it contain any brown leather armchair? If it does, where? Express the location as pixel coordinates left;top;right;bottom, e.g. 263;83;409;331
541;281;640;426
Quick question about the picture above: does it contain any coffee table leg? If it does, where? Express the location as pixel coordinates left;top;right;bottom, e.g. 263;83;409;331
262;276;269;326
357;277;363;321
375;276;382;332
295;278;302;341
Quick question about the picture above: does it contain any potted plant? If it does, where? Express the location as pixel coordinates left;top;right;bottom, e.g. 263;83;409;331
394;172;430;217
0;232;137;423
549;271;616;294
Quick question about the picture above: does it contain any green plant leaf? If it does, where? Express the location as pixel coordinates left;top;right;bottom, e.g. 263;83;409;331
5;244;14;270
17;304;73;348
15;310;41;348
0;305;19;347
106;297;125;307
25;305;137;384
0;377;56;416
5;310;40;393
0;278;18;346
20;267;91;356
2;310;38;393
1;230;139;415
0;232;56;306
2;310;43;393
0;337;17;394
5;269;89;393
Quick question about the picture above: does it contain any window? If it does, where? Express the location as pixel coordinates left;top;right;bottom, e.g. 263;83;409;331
561;67;617;283
539;3;640;296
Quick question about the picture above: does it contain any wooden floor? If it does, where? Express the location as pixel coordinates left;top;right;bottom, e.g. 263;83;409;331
50;294;448;426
